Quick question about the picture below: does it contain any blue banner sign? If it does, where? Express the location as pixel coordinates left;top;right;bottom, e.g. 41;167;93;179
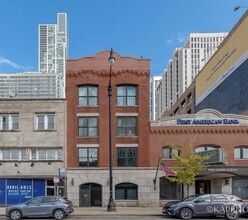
0;179;45;205
177;118;239;125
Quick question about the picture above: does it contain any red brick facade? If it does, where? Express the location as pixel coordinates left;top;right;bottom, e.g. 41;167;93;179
66;51;150;168
150;125;248;167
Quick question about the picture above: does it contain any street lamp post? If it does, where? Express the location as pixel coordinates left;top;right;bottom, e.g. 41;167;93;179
107;48;116;211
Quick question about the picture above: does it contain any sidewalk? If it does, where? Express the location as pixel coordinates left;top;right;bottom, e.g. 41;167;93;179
0;206;163;216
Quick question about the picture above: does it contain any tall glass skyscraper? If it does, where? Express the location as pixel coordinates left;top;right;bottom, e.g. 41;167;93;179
38;13;67;98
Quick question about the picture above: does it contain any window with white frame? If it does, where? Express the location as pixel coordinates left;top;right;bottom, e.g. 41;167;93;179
0;149;26;160
0;114;19;130
234;146;248;159
31;148;63;160
35;113;55;130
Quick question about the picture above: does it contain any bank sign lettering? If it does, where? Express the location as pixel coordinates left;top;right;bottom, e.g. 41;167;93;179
177;118;239;125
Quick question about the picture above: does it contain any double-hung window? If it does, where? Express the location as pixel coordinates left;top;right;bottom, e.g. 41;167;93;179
35;113;55;130
117;116;137;136
78;148;98;167
0;114;19;130
117;85;137;106
78;86;98;106
78;117;98;137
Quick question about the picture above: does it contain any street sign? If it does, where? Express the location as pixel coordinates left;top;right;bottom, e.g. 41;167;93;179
53;176;60;184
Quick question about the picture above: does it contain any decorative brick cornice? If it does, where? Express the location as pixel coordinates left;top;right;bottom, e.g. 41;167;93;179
67;70;149;78
150;127;248;135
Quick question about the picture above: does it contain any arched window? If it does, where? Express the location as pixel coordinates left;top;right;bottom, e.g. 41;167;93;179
115;183;138;200
162;147;180;159
117;85;137;106
195;145;219;152
78;85;98;106
234;146;248;159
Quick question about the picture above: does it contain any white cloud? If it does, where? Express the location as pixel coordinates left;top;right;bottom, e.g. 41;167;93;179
0;55;33;71
166;32;188;46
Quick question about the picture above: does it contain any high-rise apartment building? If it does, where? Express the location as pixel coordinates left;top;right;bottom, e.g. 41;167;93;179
158;33;228;118
38;13;67;98
0;72;60;98
150;76;162;121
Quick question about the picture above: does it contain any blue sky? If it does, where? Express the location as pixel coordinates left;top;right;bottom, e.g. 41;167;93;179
0;0;247;75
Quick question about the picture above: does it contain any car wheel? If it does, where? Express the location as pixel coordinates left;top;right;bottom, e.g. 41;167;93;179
53;209;65;220
225;210;238;220
179;207;193;220
9;209;22;220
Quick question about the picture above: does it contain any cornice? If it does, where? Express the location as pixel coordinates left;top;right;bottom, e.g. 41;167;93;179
67;70;149;78
150;127;248;135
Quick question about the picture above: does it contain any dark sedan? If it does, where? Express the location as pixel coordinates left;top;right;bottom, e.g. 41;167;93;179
162;194;246;220
5;196;74;220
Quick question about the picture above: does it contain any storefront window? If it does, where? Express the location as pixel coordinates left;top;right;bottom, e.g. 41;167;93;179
160;177;182;200
232;176;248;199
115;183;137;200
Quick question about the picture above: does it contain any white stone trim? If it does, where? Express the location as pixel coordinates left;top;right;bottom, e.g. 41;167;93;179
76;144;99;148
116;113;138;116
116;144;138;148
76;113;99;117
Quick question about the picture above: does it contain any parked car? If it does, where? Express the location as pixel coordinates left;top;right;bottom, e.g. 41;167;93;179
5;196;74;220
162;194;246;220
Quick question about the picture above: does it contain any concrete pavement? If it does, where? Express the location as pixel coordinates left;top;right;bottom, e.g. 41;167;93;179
0;206;163;217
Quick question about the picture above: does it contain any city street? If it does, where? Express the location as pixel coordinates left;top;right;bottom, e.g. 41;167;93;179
0;216;246;220
65;217;245;220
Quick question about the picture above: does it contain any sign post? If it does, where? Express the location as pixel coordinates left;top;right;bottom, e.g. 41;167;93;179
53;176;60;196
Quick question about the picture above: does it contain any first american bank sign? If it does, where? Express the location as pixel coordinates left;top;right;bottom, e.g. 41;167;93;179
177;118;239;125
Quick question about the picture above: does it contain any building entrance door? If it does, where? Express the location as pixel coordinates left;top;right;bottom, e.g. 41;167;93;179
79;183;102;207
195;180;211;194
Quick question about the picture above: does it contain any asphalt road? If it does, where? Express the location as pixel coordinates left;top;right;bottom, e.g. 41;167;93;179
66;217;244;220
1;216;244;220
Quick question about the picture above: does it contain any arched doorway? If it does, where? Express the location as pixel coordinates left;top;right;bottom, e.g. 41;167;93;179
79;183;102;207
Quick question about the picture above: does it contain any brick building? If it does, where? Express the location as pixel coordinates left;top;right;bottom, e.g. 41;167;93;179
66;50;248;208
151;109;248;200
66;51;155;207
